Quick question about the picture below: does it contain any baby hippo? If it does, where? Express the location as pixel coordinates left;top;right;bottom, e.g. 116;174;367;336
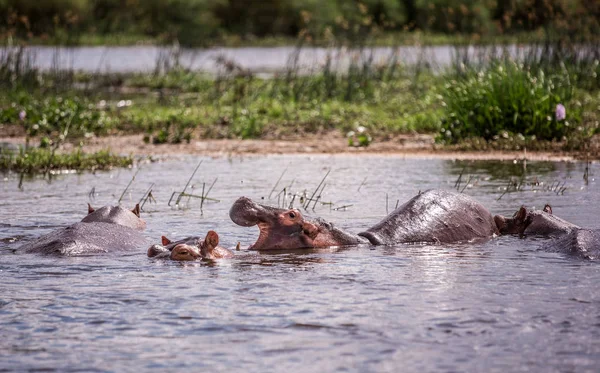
147;230;234;261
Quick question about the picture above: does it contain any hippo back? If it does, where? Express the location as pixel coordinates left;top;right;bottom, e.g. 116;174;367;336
82;205;146;230
358;189;498;244
524;210;578;236
543;228;600;260
18;222;148;256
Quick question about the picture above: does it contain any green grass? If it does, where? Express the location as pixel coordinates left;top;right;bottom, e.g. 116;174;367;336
0;147;133;174
437;60;581;144
1;93;114;140
1;46;599;160
11;30;549;48
111;70;443;141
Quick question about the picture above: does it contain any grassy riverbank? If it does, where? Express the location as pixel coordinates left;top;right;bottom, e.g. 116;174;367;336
2;0;598;48
1;39;600;174
16;31;547;48
3;60;599;142
0;147;132;174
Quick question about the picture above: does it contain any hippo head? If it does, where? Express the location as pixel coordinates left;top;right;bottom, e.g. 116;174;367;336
229;197;362;250
83;204;146;230
171;243;202;261
494;204;555;236
153;231;232;260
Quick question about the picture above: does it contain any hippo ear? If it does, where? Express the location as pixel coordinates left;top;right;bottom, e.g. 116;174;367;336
201;231;219;257
516;206;527;222
543;204;552;214
204;231;219;250
88;203;95;214
161;236;171;246
131;204;141;218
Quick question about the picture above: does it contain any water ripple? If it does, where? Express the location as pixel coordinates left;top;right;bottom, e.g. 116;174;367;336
1;156;599;372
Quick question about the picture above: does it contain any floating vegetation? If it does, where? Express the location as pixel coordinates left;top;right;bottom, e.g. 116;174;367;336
0;147;132;174
138;183;157;211
168;161;220;210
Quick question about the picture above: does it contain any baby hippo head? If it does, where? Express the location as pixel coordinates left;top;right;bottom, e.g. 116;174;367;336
170;243;202;261
148;231;234;261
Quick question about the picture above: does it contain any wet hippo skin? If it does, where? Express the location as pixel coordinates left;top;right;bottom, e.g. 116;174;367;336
230;189;499;250
358;189;499;245
495;205;600;260
147;230;234;261
17;204;148;256
494;205;578;237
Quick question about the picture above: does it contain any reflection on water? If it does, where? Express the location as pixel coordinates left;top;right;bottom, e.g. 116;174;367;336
4;45;535;74
1;155;599;372
446;159;557;179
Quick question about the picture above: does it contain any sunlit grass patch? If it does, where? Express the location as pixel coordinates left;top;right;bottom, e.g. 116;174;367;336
437;60;582;144
0;147;132;174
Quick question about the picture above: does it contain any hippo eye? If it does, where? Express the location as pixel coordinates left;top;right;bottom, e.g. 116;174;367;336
289;212;296;219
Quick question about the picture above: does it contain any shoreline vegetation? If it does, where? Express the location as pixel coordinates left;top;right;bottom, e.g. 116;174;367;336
5;31;556;49
1;1;599;173
1;0;598;48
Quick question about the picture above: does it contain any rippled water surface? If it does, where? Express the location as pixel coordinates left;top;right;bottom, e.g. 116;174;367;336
1;155;599;372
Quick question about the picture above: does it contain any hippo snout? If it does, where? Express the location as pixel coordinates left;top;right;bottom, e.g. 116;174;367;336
230;197;263;227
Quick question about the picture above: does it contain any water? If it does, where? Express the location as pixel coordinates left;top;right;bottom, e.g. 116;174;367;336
6;45;529;74
1;155;599;372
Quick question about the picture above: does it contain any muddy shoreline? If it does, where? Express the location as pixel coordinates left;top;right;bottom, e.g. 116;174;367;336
0;133;593;162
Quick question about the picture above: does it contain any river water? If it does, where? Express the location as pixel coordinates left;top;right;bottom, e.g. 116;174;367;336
1;155;599;372
7;45;527;74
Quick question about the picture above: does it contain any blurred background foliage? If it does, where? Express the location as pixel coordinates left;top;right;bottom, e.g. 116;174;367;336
0;0;598;46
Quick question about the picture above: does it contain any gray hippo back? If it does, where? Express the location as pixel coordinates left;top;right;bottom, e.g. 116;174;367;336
358;189;499;245
82;204;146;230
17;204;148;256
546;228;600;260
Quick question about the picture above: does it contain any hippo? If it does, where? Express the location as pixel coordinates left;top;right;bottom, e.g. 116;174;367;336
495;205;600;260
147;230;234;261
494;204;578;237
548;228;600;260
229;189;499;250
17;204;148;255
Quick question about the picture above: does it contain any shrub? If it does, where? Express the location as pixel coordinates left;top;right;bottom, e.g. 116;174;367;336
437;60;581;143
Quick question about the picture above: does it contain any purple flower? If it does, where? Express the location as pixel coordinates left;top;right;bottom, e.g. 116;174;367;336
555;104;566;121
19;110;26;121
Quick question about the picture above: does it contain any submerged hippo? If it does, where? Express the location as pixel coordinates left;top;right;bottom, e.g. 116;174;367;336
147;230;234;261
494;205;578;237
495;205;600;260
17;204;148;256
229;189;499;250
